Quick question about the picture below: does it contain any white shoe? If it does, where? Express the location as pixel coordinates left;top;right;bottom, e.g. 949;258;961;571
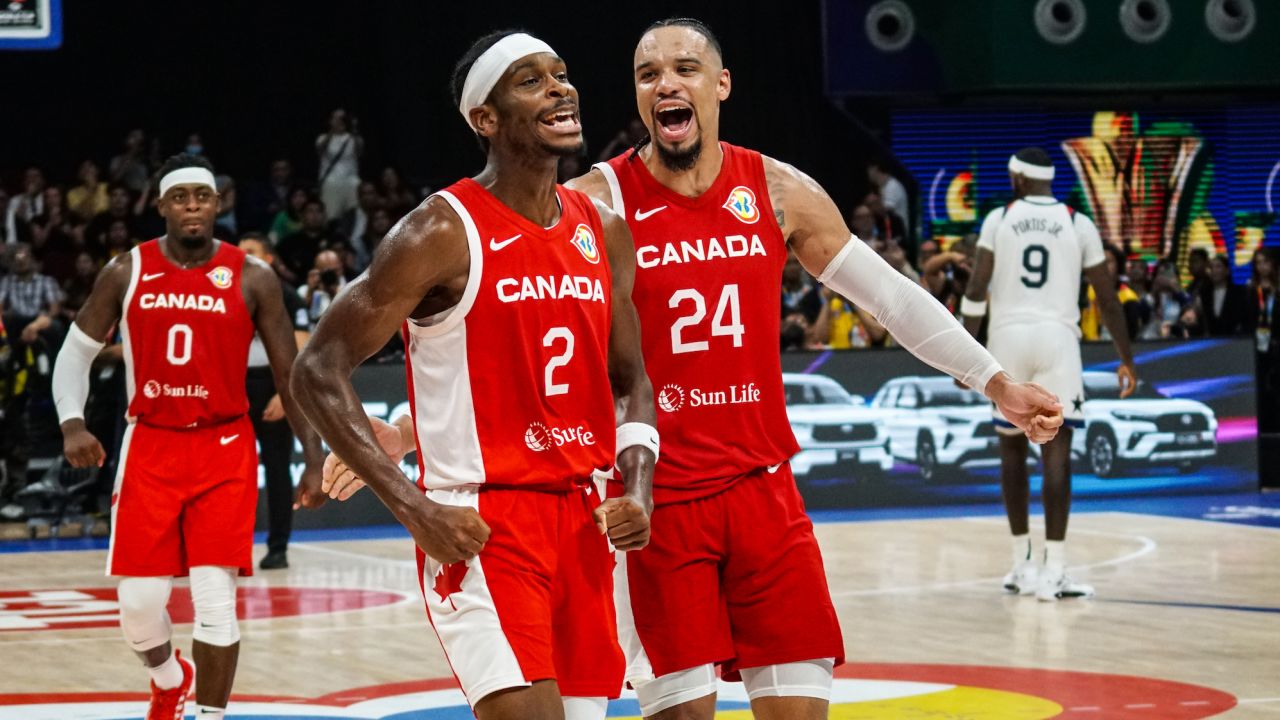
1036;565;1095;602
1003;560;1038;595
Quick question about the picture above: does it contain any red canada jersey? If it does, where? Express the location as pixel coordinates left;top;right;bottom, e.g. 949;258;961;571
403;179;615;492
598;143;800;505
121;239;254;428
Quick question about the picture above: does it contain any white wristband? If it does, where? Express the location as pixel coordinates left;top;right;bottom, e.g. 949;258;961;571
616;422;659;463
960;296;988;317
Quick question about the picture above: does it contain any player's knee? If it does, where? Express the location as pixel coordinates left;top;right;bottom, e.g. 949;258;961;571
189;565;239;647
740;658;834;701
117;576;173;652
562;696;608;720
633;664;717;718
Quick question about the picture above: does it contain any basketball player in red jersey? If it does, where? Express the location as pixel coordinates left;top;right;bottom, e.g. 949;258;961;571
563;19;1064;720
291;31;656;720
51;154;326;720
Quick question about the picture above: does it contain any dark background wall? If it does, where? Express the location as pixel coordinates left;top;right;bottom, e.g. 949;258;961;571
0;0;869;209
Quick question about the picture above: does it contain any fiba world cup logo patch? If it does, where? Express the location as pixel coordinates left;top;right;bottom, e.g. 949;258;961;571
524;422;552;452
206;266;233;289
570;224;600;264
722;185;760;224
657;383;685;413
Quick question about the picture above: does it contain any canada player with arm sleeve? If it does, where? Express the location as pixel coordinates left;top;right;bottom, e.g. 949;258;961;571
563;18;1063;720
52;154;325;720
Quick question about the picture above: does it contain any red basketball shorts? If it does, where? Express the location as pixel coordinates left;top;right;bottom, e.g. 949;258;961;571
417;483;624;705
615;462;844;683
107;416;258;577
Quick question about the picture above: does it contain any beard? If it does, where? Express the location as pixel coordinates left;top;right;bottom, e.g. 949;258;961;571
655;136;702;172
177;231;207;249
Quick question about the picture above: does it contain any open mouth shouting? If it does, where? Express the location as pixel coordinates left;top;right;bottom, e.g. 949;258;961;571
654;99;695;144
540;105;581;136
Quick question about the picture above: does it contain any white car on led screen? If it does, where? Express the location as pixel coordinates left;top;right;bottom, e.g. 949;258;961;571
1077;371;1217;477
782;373;892;478
869;376;1000;481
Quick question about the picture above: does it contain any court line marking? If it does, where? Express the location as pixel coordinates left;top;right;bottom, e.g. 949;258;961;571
830;519;1156;598
290;542;416;568
1110;510;1280;534
0;620;431;646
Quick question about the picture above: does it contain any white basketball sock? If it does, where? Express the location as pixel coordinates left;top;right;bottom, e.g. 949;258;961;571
1044;540;1066;570
1012;534;1032;564
194;705;225;719
148;648;183;690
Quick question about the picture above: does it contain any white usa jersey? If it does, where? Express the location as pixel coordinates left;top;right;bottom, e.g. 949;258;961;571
977;195;1105;336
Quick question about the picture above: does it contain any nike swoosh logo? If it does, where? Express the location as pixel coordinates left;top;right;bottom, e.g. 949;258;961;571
489;234;522;251
766;463;783;474
141;272;165;281
220;434;239;446
634;206;668;221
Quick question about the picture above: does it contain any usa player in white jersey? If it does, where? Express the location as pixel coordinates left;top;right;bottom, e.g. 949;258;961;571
961;147;1136;601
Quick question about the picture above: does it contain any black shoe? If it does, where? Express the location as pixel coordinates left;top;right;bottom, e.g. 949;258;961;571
259;550;288;570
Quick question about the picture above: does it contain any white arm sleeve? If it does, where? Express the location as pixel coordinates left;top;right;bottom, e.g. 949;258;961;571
52;323;105;424
817;236;1004;391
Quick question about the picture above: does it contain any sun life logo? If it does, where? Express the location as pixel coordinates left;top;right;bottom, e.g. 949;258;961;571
570;223;600;264
657;384;685;413
524;422;552;452
143;380;161;399
207;266;233;289
722;186;760;224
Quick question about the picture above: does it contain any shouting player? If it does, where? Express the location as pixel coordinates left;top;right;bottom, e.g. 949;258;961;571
961;147;1136;601
53;154;326;720
292;31;656;720
564;18;1064;719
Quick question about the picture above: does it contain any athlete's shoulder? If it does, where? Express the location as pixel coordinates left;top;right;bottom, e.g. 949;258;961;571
760;153;823;195
563;167;613;207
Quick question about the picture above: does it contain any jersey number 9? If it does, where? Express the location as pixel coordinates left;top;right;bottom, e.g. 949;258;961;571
1021;245;1049;289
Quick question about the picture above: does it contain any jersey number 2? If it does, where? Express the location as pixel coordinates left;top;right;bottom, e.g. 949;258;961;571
543;327;575;397
1021;245;1049;288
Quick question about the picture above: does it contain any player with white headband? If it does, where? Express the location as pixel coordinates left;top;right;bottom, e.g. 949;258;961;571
294;30;656;720
962;146;1136;602
51;153;327;719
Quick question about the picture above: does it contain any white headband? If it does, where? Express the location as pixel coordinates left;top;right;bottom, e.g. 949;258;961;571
1008;155;1055;181
158;167;217;197
458;33;557;129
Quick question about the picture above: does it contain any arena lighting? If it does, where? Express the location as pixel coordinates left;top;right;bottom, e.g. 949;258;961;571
864;0;915;52
1205;0;1256;42
1119;0;1172;43
1034;0;1088;45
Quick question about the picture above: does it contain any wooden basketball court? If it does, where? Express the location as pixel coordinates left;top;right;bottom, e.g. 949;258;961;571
1;508;1277;718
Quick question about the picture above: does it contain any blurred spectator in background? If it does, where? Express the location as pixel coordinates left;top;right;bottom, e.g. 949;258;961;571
919;235;974;314
242;159;295;232
0;243;63;348
103;218;138;259
862;191;906;247
67;160;109;223
29;186;81;282
108;129;150;194
277;197;341;285
301;249;346;330
377;166;418;219
317;108;363;221
597;118;647;161
1126;256;1154;337
850;203;877;242
812;287;886;349
84;184;138;258
1197;253;1247;336
214;175;238;238
867;156;908;230
183;131;205;156
6;167;46;245
1081;245;1140;341
359;206;393;258
0;314;35;521
878;237;919;282
781;251;823;350
61;251;99;322
240;233;309;569
338;181;381;269
1141;258;1191;339
270;186;312;245
1185;247;1210;296
1248;248;1278;435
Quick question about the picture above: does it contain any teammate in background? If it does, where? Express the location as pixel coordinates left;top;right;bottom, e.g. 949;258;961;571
293;31;656;720
52;154;326;720
565;19;1064;720
961;147;1136;602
